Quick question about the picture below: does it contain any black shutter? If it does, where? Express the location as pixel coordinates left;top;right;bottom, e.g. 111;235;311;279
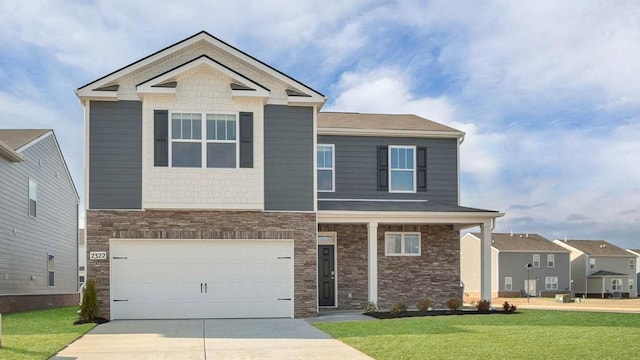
417;146;427;191
377;145;388;191
239;112;253;168
154;110;168;167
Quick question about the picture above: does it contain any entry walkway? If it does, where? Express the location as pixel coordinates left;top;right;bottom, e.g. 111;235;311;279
53;318;372;359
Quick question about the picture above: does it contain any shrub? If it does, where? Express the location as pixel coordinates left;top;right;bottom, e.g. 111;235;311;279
389;302;407;315
365;301;378;313
476;299;491;312
509;304;517;313
80;279;99;321
503;301;511;312
416;298;433;312
445;297;462;311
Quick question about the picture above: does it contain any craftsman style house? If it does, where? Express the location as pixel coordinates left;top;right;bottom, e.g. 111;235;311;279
461;233;570;299
0;130;79;313
77;31;502;320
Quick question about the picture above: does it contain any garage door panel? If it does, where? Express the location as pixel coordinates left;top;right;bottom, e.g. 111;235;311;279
110;239;293;319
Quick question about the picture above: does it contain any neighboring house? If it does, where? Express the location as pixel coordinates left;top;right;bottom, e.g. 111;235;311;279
78;228;86;287
461;233;570;299
554;240;637;298
76;31;502;320
0;129;79;313
625;249;640;297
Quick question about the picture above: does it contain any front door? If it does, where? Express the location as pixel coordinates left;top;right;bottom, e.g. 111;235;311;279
318;245;335;306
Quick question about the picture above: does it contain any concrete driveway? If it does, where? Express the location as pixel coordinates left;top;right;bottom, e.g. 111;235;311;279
52;318;372;359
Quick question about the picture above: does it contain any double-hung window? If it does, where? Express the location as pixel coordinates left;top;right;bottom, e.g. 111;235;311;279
385;232;420;256
589;258;596;270
505;277;513;290
547;254;555;268
317;144;334;192
532;254;540;268
28;179;37;217
47;254;55;287
545;276;558;290
630;279;634;291
170;112;237;168
611;279;622;292
630;259;635;271
389;146;415;192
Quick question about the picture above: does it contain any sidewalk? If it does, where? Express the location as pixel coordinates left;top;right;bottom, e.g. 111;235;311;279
491;297;640;314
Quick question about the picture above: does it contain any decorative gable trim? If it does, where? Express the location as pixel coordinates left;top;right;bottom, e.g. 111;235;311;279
0;140;24;162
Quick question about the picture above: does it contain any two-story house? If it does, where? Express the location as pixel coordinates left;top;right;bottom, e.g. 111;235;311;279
0;129;79;313
77;31;502;320
554;240;637;298
461;233;570;299
627;249;640;297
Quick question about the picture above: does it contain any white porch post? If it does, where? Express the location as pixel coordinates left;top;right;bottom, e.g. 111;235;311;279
368;221;378;304
480;221;492;302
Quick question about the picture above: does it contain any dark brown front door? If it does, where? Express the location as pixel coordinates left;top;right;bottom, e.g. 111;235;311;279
318;245;335;306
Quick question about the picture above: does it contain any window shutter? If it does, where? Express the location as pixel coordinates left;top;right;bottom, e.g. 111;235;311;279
154;110;168;167
239;112;253;168
377;145;388;191
417;146;427;191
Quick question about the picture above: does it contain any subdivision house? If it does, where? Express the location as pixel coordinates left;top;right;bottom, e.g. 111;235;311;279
626;249;640;297
76;31;502;320
461;233;570;299
0;129;79;313
554;240;637;298
78;228;86;287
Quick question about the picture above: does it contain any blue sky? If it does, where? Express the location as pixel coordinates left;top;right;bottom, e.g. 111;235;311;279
0;0;638;249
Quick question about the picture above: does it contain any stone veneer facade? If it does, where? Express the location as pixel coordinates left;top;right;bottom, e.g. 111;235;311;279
86;210;317;319
319;223;461;310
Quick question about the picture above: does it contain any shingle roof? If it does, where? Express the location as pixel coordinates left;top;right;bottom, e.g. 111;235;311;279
0;129;50;150
317;112;463;134
589;270;627;277
470;233;569;252
562;240;631;256
627;249;640;254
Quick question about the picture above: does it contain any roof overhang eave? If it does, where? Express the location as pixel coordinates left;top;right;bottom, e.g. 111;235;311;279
318;210;504;225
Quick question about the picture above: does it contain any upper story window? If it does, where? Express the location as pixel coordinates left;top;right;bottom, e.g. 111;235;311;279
47;254;55;287
630;259;635;270
532;254;540;268
589;258;596;270
28;179;37;217
385;232;420;256
317;144;334;192
389;146;415;192
169;112;237;168
547;254;555;268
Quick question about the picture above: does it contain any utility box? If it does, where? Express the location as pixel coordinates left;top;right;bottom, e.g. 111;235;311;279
555;294;570;303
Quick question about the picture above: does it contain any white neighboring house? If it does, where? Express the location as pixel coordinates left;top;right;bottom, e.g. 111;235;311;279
554;239;637;298
627;249;640;297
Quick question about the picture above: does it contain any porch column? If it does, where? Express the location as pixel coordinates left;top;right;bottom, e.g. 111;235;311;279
480;221;492;302
368;221;378;304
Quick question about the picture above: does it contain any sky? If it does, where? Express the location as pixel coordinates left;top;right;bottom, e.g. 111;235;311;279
0;0;638;249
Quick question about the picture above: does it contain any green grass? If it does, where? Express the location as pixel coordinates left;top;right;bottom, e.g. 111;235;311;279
0;306;95;360
314;310;640;359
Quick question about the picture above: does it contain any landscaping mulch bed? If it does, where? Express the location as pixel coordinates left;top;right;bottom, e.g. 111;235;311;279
74;317;109;325
365;309;517;319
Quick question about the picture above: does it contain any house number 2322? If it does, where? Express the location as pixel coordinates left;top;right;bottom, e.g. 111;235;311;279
89;251;107;260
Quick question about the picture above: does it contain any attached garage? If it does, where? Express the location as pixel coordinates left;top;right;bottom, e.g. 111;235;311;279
110;239;293;319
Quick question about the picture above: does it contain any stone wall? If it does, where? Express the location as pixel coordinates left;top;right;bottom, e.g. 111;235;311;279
86;210;316;319
0;294;79;314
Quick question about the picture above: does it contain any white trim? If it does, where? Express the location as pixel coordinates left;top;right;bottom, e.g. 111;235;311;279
0;140;24;162
47;252;55;287
319;198;427;202
317;232;338;308
388;145;416;193
318;210;504;225
317;127;464;139
367;222;378;304
547;254;555;268
28;178;37;218
384;232;421;256
505;276;513;290
16;131;53;152
611;278;623;292
532;254;540;268
545;276;558;290
317;143;335;192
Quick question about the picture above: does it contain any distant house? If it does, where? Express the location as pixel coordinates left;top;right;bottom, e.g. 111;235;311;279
554;240;637;298
0;129;79;313
461;233;570;299
625;249;640;297
78;228;86;287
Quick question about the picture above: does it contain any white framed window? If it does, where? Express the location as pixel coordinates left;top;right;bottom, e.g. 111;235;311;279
547;254;555;268
629;279;634;291
532;254;540;268
545;276;558;290
505;277;513;290
317;144;335;192
389;146;416;193
589;258;596;270
630;259;635;270
169;112;238;168
385;232;420;256
611;278;622;292
28;179;37;217
47;254;55;287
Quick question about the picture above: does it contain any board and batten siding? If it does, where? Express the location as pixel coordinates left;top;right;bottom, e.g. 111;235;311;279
89;100;142;209
264;105;314;211
317;135;459;204
0;135;78;295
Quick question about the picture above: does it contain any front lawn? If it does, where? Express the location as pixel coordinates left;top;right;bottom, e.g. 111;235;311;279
314;310;640;359
0;306;95;360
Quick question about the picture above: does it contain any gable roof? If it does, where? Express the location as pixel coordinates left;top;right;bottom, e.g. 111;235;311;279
317;112;464;138
76;31;325;103
0;129;50;162
560;240;631;257
469;232;569;252
627;249;640;255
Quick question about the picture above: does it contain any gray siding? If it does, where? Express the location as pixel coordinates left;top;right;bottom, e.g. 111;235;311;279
264;105;314;211
317;135;458;204
0;135;78;295
498;252;571;294
89;101;142;209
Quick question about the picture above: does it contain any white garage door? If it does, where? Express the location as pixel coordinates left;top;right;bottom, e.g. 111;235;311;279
110;239;293;320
